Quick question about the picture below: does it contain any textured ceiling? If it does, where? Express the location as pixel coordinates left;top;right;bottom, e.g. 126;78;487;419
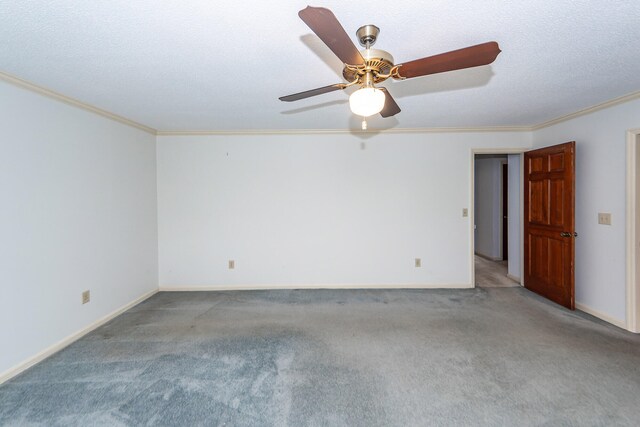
1;1;639;131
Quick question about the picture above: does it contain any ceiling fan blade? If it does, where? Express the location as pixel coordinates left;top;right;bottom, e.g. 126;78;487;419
379;88;401;117
279;84;345;102
395;42;501;79
298;6;365;66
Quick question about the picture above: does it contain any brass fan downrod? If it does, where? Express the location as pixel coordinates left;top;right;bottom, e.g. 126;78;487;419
342;25;396;87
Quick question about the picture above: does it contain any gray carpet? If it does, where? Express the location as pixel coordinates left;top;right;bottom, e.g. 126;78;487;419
1;288;639;426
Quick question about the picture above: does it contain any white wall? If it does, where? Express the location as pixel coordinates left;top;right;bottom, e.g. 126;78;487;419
474;157;504;259
532;97;640;324
157;132;530;289
507;154;521;280
1;77;636;380
0;81;158;377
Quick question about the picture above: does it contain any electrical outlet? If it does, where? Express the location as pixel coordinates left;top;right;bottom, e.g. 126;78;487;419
415;258;421;268
598;213;612;225
462;208;468;217
82;290;90;304
228;260;235;269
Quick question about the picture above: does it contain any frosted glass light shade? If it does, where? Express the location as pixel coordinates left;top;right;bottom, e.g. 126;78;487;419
349;87;385;117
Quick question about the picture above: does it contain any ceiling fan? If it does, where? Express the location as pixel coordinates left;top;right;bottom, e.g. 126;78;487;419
279;6;501;129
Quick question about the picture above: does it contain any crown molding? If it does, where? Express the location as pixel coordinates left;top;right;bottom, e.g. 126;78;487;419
156;126;531;136
4;69;639;136
0;71;157;135
532;90;640;131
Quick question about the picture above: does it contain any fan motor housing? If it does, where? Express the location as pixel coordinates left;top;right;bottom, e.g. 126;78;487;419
342;49;395;83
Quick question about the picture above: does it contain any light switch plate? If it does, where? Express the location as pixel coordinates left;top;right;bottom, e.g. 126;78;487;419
462;208;468;217
415;258;421;268
598;213;612;225
228;260;235;269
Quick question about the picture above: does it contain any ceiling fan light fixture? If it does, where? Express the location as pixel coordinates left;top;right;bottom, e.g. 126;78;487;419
349;87;385;117
281;7;501;123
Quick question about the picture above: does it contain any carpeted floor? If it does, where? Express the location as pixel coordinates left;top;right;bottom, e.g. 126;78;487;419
1;288;639;426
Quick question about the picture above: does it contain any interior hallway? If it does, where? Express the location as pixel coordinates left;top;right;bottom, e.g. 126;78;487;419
475;255;520;288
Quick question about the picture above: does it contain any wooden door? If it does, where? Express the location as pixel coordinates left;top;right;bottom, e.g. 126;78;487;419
524;142;576;309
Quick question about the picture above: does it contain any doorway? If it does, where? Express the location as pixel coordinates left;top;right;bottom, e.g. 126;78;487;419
472;152;523;288
626;129;640;332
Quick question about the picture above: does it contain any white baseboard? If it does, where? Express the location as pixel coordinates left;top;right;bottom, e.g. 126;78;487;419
506;274;521;284
160;283;474;291
474;252;503;262
575;302;627;330
0;288;158;385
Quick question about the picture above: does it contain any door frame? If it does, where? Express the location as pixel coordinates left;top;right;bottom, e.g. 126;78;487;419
502;162;509;261
626;128;640;333
470;148;526;288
